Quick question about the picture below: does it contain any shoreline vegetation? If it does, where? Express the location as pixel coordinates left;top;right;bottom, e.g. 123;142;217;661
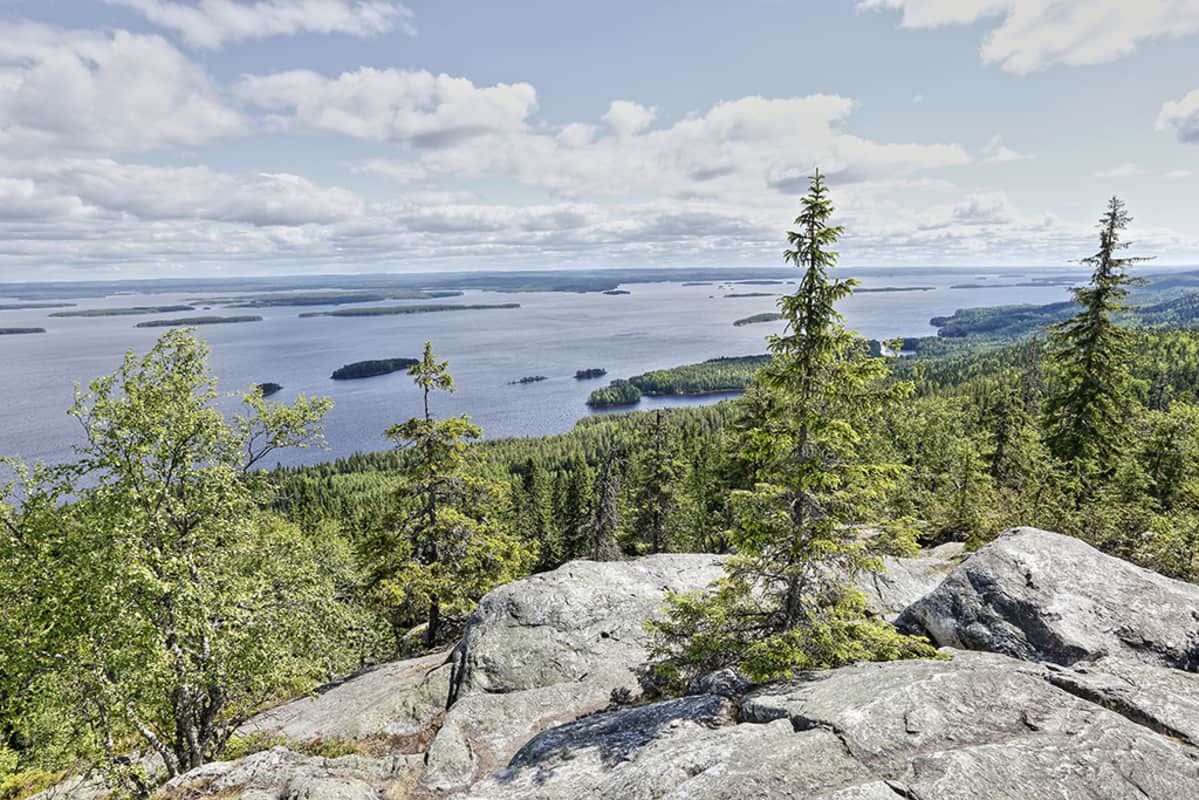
330;358;420;380
0;327;45;335
586;355;770;407
135;315;262;328
0;303;75;311
733;312;785;326
205;290;464;307
298;303;520;318
52;305;195;317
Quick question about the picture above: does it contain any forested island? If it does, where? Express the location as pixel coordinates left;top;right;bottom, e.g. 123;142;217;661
586;355;770;406
299;303;520;318
733;312;785;326
510;375;548;384
575;368;607;379
51;305;195;317
0;327;45;335
331;357;420;380
602;289;631;295
856;286;936;293
724;292;775;298
257;382;283;397
215;290;463;307
0;303;74;311
134;315;262;328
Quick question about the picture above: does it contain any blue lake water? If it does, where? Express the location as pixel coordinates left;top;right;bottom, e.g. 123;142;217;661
0;268;1081;467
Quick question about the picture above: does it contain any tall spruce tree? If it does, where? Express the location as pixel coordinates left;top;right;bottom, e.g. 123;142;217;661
366;343;530;649
1043;197;1148;486
648;170;936;686
590;444;624;561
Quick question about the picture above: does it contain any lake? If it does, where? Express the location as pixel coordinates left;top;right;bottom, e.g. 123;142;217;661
0;268;1081;467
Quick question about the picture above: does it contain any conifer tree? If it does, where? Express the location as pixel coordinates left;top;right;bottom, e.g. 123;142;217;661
366;342;530;649
648;170;936;686
1043;197;1148;486
633;411;681;553
590;444;624;561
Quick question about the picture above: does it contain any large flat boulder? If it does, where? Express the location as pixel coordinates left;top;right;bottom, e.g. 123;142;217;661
897;527;1199;669
449;554;727;697
466;651;1199;799
159;748;422;800
240;649;452;745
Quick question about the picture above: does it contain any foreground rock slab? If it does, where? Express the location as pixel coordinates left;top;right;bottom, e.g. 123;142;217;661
240;649;452;745
897;526;1199;669
470;651;1199;799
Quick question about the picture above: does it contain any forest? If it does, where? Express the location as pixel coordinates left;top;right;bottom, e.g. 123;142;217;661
3;179;1199;798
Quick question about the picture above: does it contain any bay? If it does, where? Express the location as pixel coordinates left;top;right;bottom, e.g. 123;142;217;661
0;268;1080;467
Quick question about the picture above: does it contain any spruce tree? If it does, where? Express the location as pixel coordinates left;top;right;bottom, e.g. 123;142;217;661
648;170;936;686
590;444;624;561
366;342;530;649
1043;197;1148;486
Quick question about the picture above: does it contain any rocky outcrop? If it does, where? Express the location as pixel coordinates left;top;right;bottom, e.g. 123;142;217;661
160;747;422;800
448;554;727;696
897;527;1199;669
54;531;1199;799
241;649;452;745
467;651;1199;799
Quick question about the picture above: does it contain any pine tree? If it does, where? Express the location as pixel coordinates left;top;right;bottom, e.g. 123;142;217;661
648;170;937;686
1043;197;1148;487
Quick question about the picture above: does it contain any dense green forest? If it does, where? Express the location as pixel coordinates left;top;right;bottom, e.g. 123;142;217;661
134;315;261;328
586;356;771;406
298;303;520;318
331;358;420;380
5;184;1199;798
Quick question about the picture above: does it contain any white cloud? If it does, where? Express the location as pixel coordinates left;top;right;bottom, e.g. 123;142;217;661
981;134;1029;163
1;157;362;226
409;94;971;202
1157;89;1199;144
602;101;657;137
1094;162;1144;178
235;68;537;146
109;0;414;49
1164;169;1194;181
861;0;1199;73
0;22;243;155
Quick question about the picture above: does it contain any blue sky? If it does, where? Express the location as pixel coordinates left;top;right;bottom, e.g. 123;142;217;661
1;0;1197;280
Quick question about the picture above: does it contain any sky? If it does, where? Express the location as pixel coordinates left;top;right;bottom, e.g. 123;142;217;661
1;0;1198;281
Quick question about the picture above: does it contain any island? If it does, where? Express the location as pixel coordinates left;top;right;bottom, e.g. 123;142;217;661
586;355;770;407
734;280;784;285
509;375;548;385
855;286;936;293
681;282;713;286
52;305;195;318
575;368;608;380
724;292;775;298
135;316;262;328
256;383;283;397
330;358;419;380
733;312;785;326
585;379;642;408
0;303;74;311
207;290;464;308
0;327;46;335
299;303;520;318
602;289;631;295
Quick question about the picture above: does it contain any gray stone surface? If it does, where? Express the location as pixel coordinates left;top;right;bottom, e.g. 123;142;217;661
897;526;1199;668
467;651;1199;799
240;649;452;743
857;541;965;621
1044;656;1199;746
161;747;420;800
450;554;728;697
